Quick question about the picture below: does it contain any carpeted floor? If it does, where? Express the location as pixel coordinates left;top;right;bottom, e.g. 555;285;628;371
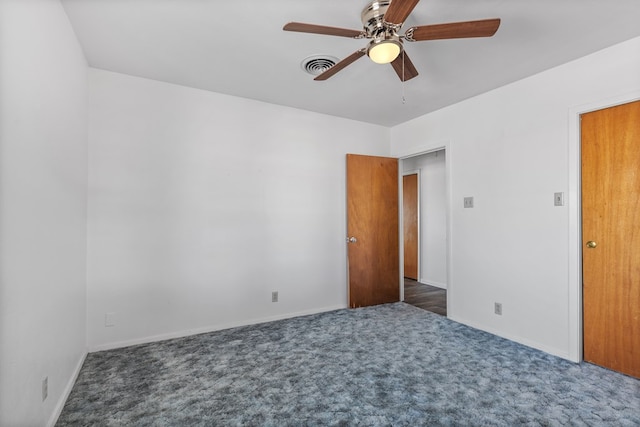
57;303;640;426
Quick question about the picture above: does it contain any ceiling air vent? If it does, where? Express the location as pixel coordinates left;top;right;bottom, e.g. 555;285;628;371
301;55;339;76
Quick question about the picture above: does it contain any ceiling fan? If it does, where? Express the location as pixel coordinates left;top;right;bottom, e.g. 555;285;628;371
283;0;500;81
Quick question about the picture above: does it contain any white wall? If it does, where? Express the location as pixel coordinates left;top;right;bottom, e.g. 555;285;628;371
391;36;640;360
0;1;88;426
403;151;447;288
87;69;390;350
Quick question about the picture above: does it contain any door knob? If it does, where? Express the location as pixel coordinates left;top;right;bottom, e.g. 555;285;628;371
347;237;357;243
586;241;597;249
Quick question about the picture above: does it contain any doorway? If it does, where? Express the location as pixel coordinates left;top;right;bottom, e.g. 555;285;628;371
401;150;448;316
581;100;640;378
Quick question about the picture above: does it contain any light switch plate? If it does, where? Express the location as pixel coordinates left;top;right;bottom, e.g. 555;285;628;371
554;192;564;206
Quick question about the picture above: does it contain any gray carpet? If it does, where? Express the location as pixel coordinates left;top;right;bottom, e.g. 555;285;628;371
57;303;640;426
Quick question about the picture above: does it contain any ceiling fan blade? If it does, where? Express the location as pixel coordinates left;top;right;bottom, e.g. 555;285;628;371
390;51;419;82
406;18;500;41
384;0;421;25
314;50;366;81
283;22;364;38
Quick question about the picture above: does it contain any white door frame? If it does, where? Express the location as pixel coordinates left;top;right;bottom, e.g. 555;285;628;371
398;143;451;315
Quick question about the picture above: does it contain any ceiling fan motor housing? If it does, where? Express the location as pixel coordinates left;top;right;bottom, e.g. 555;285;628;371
361;0;394;38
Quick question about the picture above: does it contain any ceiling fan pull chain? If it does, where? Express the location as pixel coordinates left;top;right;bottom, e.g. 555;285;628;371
402;51;406;104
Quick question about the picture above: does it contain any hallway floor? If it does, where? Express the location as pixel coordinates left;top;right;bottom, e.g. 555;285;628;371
404;278;447;316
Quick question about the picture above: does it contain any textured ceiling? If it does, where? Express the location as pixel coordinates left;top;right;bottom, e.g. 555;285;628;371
61;0;640;127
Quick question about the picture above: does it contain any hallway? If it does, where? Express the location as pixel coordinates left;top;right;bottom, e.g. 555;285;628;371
404;278;447;316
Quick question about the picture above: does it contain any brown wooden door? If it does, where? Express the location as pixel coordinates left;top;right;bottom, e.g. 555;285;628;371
403;173;418;280
582;100;640;378
346;154;399;308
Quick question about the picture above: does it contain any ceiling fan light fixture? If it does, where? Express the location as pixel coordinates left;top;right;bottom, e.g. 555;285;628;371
367;37;401;64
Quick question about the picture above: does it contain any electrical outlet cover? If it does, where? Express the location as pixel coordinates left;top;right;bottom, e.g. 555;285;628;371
105;312;116;327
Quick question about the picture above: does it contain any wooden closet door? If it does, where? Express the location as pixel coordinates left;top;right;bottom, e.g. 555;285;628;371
403;173;418;280
582;100;640;378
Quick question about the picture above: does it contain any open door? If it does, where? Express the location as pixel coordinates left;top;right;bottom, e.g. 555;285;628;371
346;154;399;308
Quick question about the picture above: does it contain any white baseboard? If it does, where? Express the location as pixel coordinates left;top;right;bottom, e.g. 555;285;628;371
420;279;447;289
447;314;574;362
48;350;87;427
89;304;347;353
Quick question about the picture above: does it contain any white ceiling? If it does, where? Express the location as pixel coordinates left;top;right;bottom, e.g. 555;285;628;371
61;0;640;127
